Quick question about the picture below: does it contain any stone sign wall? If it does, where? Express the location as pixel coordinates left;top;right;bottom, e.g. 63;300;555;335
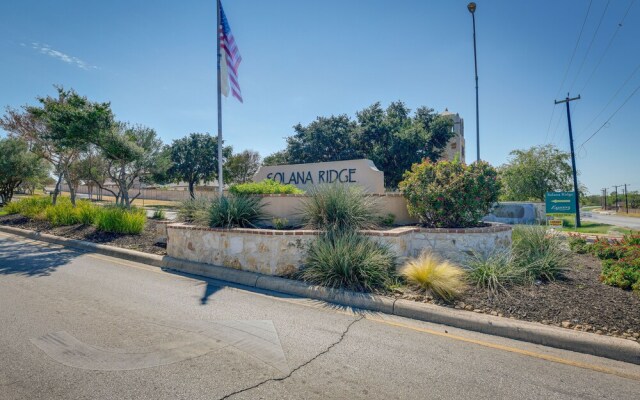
253;159;385;193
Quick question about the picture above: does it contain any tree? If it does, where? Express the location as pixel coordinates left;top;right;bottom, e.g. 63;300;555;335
0;138;47;204
262;150;289;166
225;150;261;184
18;159;51;195
1;87;113;205
499;145;574;202
85;123;163;207
167;133;232;199
269;101;455;188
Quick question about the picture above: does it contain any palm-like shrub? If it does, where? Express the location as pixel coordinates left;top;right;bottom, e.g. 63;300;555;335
512;225;570;282
467;250;518;294
399;160;500;228
300;231;396;291
178;198;211;226
400;252;467;301
209;195;266;228
301;184;379;233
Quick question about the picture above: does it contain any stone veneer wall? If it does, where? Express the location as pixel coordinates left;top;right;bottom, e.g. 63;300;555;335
256;193;416;225
167;223;511;276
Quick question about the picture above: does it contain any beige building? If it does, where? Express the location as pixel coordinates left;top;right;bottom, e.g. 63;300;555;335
439;109;465;163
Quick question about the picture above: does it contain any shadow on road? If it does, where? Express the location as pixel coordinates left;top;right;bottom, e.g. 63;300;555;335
200;281;223;305
0;238;79;277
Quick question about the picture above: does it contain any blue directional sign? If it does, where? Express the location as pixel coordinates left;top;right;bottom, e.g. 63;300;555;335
545;192;576;214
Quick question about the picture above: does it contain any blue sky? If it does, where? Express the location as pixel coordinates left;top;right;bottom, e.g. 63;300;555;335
1;0;638;194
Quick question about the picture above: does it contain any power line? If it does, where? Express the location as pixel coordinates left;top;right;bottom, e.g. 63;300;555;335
578;82;640;148
578;0;636;95
578;60;640;136
568;0;611;93
544;0;593;144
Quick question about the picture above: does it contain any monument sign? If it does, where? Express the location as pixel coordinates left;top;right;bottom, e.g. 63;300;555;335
253;159;385;193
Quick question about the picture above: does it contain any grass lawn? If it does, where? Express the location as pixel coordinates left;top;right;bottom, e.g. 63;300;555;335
0;209;7;217
555;216;639;235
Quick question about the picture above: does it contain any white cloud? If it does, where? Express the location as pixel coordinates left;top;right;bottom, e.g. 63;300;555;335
31;42;97;70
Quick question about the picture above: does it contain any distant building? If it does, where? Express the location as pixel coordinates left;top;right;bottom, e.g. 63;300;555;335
439;109;465;163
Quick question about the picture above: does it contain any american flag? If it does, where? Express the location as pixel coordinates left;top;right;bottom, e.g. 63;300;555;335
219;2;243;103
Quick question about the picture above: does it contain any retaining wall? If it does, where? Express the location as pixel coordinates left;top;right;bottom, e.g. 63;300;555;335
167;223;512;276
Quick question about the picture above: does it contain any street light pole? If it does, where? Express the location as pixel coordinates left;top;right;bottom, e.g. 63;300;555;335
468;2;480;162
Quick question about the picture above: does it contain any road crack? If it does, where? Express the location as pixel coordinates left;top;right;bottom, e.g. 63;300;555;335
217;315;364;400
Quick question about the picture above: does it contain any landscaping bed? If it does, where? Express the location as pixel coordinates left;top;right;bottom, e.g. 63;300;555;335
0;214;167;255
395;252;640;341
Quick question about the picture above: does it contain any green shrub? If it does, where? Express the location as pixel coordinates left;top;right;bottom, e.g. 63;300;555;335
400;252;467;301
178;198;211;226
300;231;396;292
45;202;78;226
43;200;99;226
5;196;52;218
152;209;166;220
209;195;266;228
591;235;640;292
568;234;589;254
589;237;622;259
467;250;518;294
512;225;570;282
378;213;396;227
77;201;100;225
95;206;146;234
272;217;288;230
229;179;304;195
301;184;379;233
399;160;500;228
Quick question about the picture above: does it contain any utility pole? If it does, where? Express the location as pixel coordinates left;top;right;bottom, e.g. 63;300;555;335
624;184;630;214
612;184;623;212
602;188;607;210
555;93;581;227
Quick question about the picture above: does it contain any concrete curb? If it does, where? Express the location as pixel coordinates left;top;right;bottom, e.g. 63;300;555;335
1;224;638;365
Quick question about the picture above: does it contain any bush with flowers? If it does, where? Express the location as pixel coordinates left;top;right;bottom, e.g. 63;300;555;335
591;235;640;292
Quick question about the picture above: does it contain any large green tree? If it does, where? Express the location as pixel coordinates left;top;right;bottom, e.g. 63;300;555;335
166;133;232;199
85;123;163;207
499;144;575;202
268;101;455;188
0;138;47;204
1;87;113;205
225;150;261;184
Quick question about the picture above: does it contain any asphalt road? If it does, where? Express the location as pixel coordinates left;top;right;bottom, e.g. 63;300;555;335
1;233;639;399
583;213;640;230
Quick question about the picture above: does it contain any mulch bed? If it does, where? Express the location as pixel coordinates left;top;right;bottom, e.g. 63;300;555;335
0;214;167;255
397;253;640;342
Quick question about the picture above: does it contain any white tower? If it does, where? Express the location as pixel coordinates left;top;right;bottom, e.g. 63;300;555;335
439;108;465;163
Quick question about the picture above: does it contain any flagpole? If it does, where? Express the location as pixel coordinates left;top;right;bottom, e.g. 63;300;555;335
216;0;224;197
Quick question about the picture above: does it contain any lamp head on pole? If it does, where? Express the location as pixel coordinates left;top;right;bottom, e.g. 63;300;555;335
467;2;477;14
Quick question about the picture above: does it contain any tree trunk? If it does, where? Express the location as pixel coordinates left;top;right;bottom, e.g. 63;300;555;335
63;171;77;207
52;174;63;205
189;180;195;200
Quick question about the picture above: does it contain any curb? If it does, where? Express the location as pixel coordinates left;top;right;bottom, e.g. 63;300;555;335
1;224;638;365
